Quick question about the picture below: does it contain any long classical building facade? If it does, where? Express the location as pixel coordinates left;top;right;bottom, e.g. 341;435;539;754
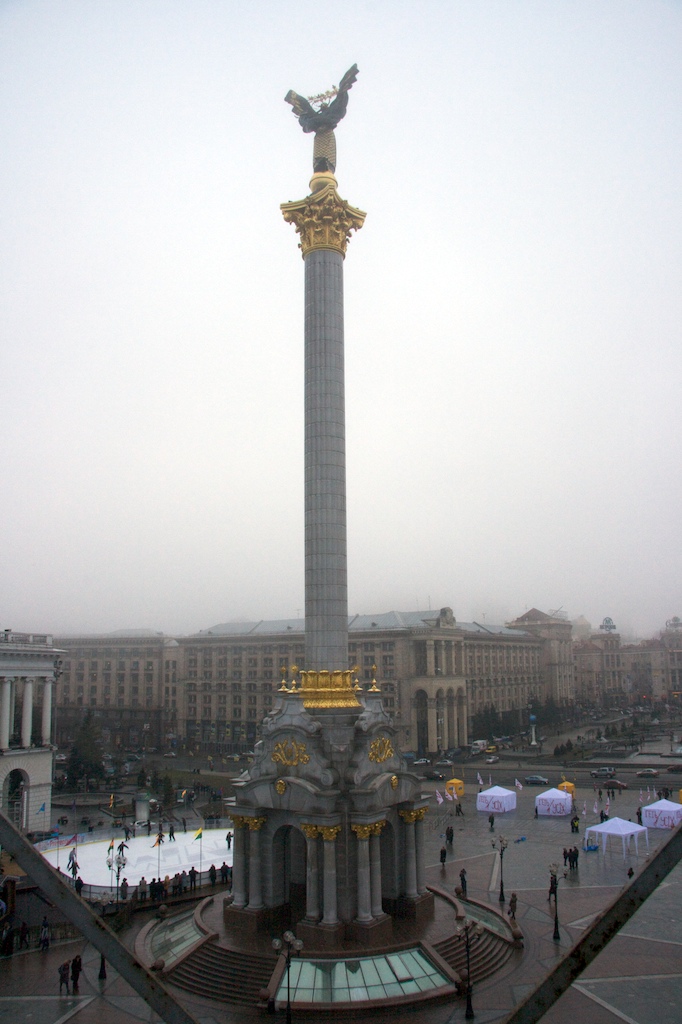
53;606;573;756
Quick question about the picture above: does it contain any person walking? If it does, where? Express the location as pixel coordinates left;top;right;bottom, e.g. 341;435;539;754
226;831;232;850
489;813;495;832
189;866;197;891
459;868;467;897
209;864;217;887
75;876;84;897
508;892;518;920
71;955;82;993
220;862;228;885
439;846;447;867
182;817;187;833
58;961;70;995
563;847;569;866
169;823;175;841
40;917;50;951
572;846;579;870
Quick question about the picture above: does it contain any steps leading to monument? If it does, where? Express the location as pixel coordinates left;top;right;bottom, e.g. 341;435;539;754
168;940;276;1006
433;927;514;982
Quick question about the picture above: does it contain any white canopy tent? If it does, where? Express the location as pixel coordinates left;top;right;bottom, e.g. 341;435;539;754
534;787;572;816
584;816;649;858
641;799;682;830
476;785;516;813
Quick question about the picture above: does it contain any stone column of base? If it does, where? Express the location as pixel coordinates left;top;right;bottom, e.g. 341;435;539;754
302;824;320;921
41;679;53;747
21;678;34;749
352;825;372;923
0;678;12;750
321;826;340;925
415;811;427;894
231;818;247;908
370;822;385;918
247;818;265;910
400;811;419;898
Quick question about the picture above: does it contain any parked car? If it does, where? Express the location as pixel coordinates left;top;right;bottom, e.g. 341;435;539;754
590;767;616;778
423;770;446;781
54;753;67;763
636;768;659;778
434;760;453;769
485;755;500;764
524;774;549;785
413;758;430;766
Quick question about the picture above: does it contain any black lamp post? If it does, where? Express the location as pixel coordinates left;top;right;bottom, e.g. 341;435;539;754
491;834;508;902
549;862;560;942
456;916;484;1019
272;929;303;1024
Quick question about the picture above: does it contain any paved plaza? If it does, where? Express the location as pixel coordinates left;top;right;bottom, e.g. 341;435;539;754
2;778;681;1024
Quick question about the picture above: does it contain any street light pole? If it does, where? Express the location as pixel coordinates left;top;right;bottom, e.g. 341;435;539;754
492;835;508;903
549;862;560;942
456;917;484;1019
272;929;304;1024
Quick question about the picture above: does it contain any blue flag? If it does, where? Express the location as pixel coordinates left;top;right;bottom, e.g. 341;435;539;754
38;803;46;813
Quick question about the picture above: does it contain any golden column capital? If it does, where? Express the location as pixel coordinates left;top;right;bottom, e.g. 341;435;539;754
300;823;320;840
319;825;341;842
351;824;373;841
247;816;267;831
370;820;387;836
415;807;428;821
281;183;366;259
231;815;248;829
399;810;419;825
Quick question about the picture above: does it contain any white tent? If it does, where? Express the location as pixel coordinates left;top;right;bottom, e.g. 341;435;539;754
534;787;572;816
584;816;649;858
641;799;682;830
476;785;516;813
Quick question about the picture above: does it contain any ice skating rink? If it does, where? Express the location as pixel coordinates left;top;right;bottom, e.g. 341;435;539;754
42;827;233;886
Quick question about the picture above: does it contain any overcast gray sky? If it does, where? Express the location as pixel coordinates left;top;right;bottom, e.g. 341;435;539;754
1;1;680;639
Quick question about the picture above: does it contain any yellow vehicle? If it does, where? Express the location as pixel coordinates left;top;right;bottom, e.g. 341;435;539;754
485;745;497;754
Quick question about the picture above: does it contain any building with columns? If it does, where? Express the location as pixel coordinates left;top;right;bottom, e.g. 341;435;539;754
0;630;62;832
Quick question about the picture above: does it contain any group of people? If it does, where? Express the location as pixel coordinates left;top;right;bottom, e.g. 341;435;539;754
58;955;82;995
570;815;581;833
562;846;580;870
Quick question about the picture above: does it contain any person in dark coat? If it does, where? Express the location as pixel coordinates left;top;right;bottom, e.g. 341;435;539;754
508;892;518;919
58;961;70;995
71;955;82;993
209;864;217;887
459;868;467;897
439;846;447;866
220;862;228;884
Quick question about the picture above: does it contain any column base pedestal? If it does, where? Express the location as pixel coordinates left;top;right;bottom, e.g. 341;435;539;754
295;919;345;950
223;902;271;934
346;913;393;947
387;891;434;924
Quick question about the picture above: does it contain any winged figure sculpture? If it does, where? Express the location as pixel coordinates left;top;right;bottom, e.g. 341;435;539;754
285;64;359;173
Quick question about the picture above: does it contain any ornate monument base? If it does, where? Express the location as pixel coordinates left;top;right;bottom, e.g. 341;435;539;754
346;913;393;947
295;919;346;951
389;891;435;925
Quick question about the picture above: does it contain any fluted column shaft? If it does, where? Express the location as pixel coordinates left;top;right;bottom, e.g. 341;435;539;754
415;815;426;894
303;827;320;921
232;822;247;908
0;678;12;750
402;814;418;898
321;830;339;925
41;679;53;747
21;678;34;748
370;830;383;918
247;822;264;909
354;828;372;923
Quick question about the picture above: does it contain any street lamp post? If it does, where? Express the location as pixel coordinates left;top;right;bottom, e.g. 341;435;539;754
272;929;303;1024
491;834;508;903
455;916;484;1019
549;862;560;942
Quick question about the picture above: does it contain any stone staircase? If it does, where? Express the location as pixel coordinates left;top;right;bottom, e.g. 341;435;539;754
433;926;515;983
168;939;277;1007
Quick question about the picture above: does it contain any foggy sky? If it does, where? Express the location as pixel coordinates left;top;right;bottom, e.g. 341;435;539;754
1;1;680;640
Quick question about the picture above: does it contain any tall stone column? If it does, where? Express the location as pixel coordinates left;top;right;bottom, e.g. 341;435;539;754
415;809;427;894
0;678;12;750
302;824;320;921
370;821;385;918
352;825;373;923
41;678;53;747
21;678;34;748
400;811;419;899
282;174;365;672
246;817;266;910
231;817;248;908
319;825;340;925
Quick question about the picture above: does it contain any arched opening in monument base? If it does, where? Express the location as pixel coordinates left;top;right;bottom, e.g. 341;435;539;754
271;824;307;929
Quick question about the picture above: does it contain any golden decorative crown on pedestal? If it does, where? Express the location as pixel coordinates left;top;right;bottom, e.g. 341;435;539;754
290;668;362;709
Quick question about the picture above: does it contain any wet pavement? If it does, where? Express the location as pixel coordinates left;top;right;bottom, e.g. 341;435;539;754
2;778;681;1024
